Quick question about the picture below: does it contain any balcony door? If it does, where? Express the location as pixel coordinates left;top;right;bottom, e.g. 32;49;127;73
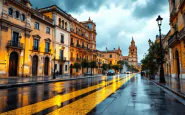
44;57;49;75
12;32;19;47
9;52;18;76
32;55;38;76
60;50;63;60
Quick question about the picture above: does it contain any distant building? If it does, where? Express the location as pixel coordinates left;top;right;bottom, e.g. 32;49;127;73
128;37;138;68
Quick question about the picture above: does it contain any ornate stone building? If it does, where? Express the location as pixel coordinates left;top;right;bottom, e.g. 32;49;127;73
128;37;138;68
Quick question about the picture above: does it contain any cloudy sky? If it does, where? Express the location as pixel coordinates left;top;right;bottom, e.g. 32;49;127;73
31;0;170;62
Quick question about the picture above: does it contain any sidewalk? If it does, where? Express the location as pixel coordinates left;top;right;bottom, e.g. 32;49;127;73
152;75;185;99
0;74;102;89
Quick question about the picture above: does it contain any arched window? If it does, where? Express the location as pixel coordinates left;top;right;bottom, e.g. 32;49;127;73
62;20;64;28
65;22;67;30
8;8;13;16
21;14;25;21
15;11;20;19
59;18;61;26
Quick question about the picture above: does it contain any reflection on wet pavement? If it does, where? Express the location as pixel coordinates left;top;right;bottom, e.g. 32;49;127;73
89;75;185;115
0;74;133;115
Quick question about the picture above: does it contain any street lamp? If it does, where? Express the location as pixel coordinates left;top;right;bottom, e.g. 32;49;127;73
53;46;62;79
156;15;166;83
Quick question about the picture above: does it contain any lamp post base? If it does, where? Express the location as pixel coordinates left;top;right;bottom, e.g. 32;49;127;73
159;68;166;83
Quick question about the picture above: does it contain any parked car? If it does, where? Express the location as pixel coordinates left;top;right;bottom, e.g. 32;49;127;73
126;71;131;74
107;70;115;75
84;72;91;76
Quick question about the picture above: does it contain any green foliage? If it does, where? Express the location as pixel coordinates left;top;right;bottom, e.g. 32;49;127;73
141;41;167;75
102;63;109;70
81;59;90;68
73;62;81;69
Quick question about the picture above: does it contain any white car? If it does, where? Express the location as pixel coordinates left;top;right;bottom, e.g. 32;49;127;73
126;71;131;74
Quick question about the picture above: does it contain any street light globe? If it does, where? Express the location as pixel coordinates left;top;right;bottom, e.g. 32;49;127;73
156;15;163;26
59;46;62;50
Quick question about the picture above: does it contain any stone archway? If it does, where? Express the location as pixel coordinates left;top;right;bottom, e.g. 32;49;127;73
9;52;18;76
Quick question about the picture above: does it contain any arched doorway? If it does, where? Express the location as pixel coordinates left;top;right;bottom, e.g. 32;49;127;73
32;55;38;76
175;50;180;78
44;57;49;75
9;52;18;76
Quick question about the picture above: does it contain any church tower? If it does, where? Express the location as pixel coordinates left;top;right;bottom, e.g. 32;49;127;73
128;37;138;68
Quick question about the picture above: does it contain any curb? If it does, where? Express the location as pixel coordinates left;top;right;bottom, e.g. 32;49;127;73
151;80;185;100
0;75;100;89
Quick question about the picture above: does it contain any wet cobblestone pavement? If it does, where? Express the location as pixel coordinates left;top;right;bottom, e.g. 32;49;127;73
89;74;185;115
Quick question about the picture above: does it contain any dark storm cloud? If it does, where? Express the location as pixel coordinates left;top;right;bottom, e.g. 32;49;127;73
30;0;106;13
132;0;168;19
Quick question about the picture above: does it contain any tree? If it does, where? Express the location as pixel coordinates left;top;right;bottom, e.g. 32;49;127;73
81;59;90;73
73;62;81;72
89;61;97;75
141;41;168;79
102;63;108;71
112;65;120;73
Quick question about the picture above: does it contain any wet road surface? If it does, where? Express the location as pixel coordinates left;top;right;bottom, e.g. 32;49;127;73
0;74;185;115
0;74;133;114
89;74;185;115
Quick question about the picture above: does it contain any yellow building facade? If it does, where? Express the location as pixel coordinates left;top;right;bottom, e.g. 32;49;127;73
69;17;97;75
101;47;122;65
168;0;185;78
0;0;54;77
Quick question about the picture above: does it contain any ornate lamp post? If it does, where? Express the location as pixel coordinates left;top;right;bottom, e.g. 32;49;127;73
156;15;166;83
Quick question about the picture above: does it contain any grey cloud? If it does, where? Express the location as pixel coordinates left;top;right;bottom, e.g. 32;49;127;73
30;0;106;13
132;0;168;19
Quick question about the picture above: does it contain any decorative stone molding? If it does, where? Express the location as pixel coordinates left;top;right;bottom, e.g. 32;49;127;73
0;24;8;32
32;34;41;40
25;31;30;38
44;38;51;42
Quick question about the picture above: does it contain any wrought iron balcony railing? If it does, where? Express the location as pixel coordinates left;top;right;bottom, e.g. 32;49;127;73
59;57;66;62
168;32;179;47
6;40;24;49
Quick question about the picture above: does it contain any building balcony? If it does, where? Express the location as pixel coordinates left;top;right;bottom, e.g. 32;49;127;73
76;44;81;48
6;40;24;50
168;32;179;48
59;57;66;62
71;42;74;46
179;27;185;40
76;58;81;61
32;46;40;52
170;8;177;22
179;0;185;10
44;48;51;54
70;57;75;62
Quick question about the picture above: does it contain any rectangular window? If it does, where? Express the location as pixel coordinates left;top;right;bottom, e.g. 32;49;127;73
46;27;50;34
35;22;39;30
33;39;39;50
110;61;112;65
45;42;50;53
65;65;67;71
60;50;63;59
110;54;112;58
61;35;64;43
12;32;19;42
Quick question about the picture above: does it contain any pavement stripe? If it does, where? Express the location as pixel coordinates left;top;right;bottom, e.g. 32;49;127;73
0;75;125;115
47;75;135;115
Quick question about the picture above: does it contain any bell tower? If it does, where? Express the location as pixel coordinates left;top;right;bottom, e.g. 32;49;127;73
128;37;138;68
